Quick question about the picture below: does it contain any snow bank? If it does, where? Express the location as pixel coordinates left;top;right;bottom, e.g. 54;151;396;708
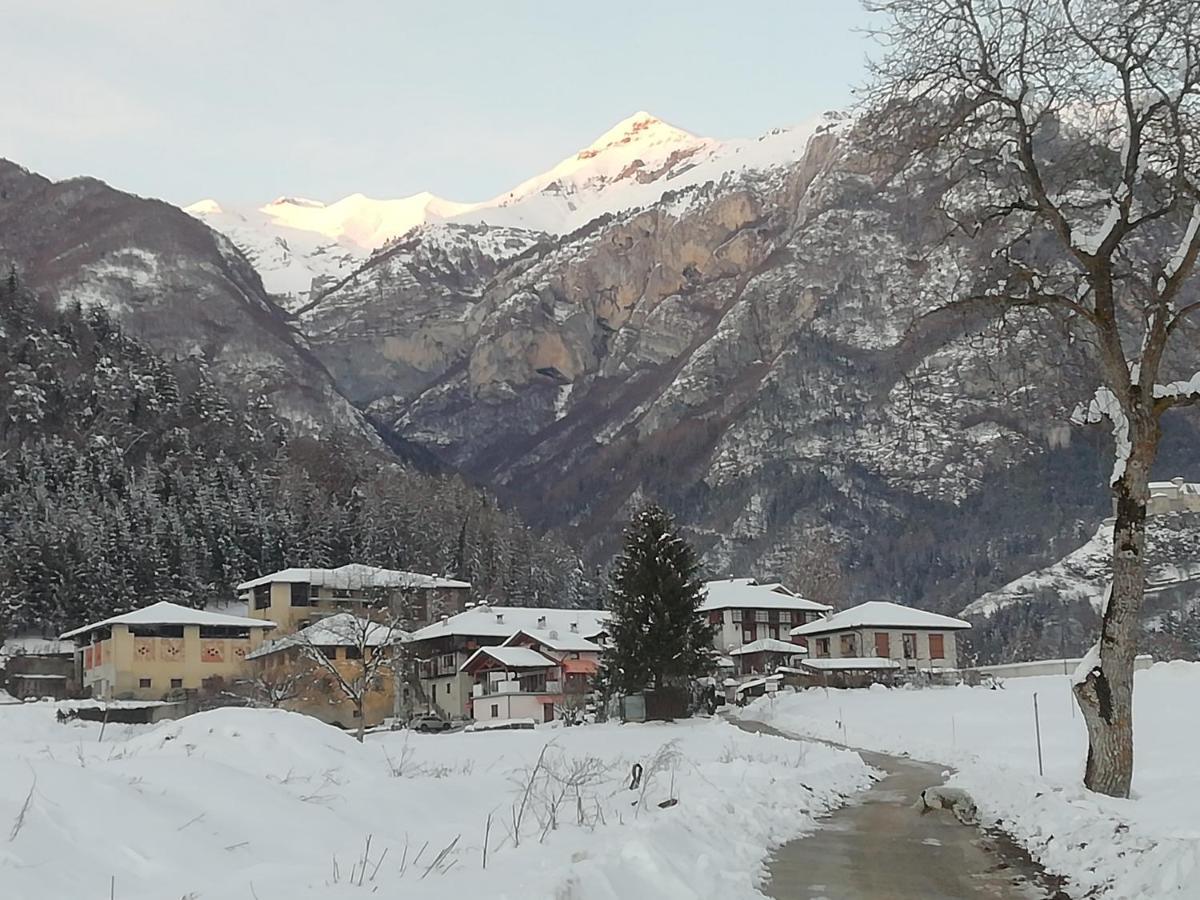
0;705;870;899
739;662;1200;898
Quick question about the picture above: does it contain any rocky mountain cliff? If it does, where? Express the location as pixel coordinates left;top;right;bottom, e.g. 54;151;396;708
295;112;1200;630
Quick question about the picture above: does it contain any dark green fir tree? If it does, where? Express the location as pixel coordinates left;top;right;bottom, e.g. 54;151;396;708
602;504;714;694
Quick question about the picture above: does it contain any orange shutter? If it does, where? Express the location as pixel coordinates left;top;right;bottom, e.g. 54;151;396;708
929;634;945;659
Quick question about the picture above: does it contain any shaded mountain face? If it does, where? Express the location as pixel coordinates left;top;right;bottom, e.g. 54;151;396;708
0;160;374;443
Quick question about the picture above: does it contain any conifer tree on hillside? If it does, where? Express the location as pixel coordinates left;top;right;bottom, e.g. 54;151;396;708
602;505;714;694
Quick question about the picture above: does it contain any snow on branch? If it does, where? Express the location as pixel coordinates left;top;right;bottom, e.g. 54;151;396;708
1071;387;1130;485
1153;371;1200;403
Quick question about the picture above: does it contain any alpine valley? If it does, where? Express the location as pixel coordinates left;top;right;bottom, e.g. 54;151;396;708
4;110;1199;660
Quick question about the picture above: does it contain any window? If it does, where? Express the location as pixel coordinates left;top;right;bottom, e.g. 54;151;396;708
874;633;890;657
779;611;792;624
345;646;363;660
742;626;755;644
318;645;339;661
902;633;917;660
290;583;312;607
253;585;271;610
815;638;830;657
440;653;454;674
490;703;499;717
754;610;769;623
840;633;859;657
769;625;780;640
351;709;361;718
445;683;451;695
199;626;250;639
929;634;945;659
731;609;743;622
170;678;183;689
129;625;184;638
138;678;151;688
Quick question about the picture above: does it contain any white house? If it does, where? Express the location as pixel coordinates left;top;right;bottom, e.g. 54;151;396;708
790;601;970;669
699;578;832;653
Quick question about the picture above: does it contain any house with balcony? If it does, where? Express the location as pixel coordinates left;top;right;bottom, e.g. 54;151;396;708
699;578;832;653
61;602;275;700
237;564;470;635
406;604;609;720
790;601;970;670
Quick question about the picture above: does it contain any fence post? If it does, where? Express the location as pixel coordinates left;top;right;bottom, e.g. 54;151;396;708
1033;692;1044;777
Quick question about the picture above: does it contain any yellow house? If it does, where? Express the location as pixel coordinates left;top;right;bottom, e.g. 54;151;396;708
61;602;276;701
244;613;401;730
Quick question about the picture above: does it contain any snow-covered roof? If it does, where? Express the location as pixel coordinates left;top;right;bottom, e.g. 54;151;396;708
799;657;902;671
729;638;808;656
734;674;785;693
245;613;405;660
409;605;609;642
790;602;970;637
698;578;833;613
62;602;276;639
237;564;470;592
1;636;74;658
501;629;601;653
460;646;558;672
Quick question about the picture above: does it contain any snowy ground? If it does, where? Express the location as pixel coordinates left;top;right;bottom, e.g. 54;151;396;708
0;705;870;900
739;661;1200;899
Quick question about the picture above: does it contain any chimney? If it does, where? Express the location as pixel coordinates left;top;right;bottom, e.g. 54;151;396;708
569;622;578;633
440;615;449;628
1173;476;1185;487
537;615;547;629
496;613;504;624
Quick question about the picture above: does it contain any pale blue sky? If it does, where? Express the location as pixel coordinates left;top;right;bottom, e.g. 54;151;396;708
3;2;873;206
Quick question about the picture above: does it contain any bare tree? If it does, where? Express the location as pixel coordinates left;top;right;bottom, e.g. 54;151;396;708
247;659;308;708
296;612;406;742
864;0;1200;796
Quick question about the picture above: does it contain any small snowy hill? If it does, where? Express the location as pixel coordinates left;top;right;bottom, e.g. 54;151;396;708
963;511;1200;619
186;111;830;305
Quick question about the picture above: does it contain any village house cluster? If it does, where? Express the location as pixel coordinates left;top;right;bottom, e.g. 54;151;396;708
5;563;974;729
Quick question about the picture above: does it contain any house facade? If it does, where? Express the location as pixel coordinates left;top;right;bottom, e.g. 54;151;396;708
244;613;401;729
699;578;832;653
463;629;601;723
238;564;470;635
790;601;970;670
61;602;275;700
406;605;609;720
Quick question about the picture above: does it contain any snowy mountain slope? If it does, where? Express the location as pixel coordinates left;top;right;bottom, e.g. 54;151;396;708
0;159;377;443
963;513;1200;619
187;112;830;304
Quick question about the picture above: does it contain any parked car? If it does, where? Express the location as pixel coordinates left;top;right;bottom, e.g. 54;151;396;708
410;714;452;733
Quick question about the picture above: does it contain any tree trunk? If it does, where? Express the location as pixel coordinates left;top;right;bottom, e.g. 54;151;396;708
356;698;365;743
1072;422;1156;798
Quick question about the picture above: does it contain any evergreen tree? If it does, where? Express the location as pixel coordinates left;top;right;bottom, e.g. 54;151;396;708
602;504;713;694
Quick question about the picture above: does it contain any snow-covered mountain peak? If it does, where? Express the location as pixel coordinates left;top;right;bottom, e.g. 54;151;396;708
577;110;698;158
184;198;222;216
187;110;831;303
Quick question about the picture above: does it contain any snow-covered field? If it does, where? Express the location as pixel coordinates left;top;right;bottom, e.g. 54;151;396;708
740;661;1200;899
0;705;870;900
